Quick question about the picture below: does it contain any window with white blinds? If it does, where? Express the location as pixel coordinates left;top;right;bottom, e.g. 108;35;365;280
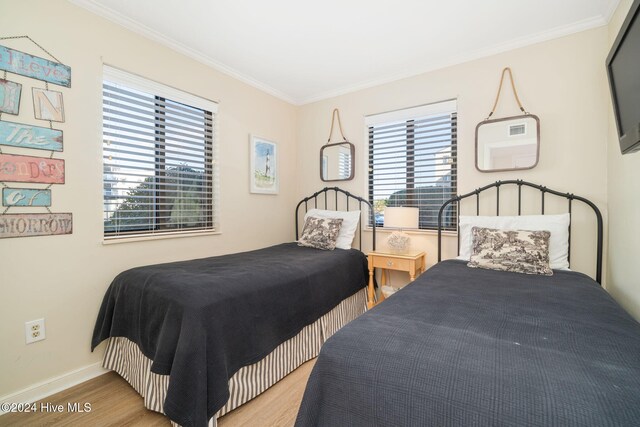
367;100;457;231
102;66;217;239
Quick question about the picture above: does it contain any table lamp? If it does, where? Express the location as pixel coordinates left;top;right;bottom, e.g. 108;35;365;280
384;207;419;252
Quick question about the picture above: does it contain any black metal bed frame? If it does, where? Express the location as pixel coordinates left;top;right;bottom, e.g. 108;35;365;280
437;180;603;284
295;187;376;251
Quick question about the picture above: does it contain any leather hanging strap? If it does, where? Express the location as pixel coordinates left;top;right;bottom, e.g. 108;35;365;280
486;67;528;120
327;108;348;143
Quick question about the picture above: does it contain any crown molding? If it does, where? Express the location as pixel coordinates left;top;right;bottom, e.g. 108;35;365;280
67;0;298;105
298;14;611;105
603;0;623;23
69;0;614;106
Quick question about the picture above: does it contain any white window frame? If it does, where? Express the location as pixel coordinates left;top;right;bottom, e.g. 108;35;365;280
102;65;219;242
365;99;457;232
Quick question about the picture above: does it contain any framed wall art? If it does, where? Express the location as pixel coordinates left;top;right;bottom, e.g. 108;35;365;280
249;135;278;195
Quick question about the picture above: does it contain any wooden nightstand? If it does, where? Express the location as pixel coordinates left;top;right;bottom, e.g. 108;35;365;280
367;250;426;308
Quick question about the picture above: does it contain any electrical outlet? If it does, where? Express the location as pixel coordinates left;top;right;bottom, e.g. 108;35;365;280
25;319;46;344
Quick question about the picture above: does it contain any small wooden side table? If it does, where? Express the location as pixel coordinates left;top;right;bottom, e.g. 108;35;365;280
367;250;426;308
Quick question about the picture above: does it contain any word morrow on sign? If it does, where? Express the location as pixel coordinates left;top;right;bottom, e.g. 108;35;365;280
0;213;72;238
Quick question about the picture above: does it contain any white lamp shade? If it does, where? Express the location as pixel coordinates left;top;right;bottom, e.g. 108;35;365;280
384;207;419;229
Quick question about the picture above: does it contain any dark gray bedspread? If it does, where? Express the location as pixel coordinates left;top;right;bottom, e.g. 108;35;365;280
91;243;367;427
296;260;640;427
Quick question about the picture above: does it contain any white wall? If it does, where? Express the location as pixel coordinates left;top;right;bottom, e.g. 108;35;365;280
3;0;639;404
606;0;640;321
297;27;610;280
0;0;297;397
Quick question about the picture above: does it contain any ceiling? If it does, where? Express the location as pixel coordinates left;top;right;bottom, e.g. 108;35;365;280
69;0;619;105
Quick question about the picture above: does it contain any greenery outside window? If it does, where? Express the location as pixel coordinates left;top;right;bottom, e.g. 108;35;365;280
102;66;218;239
367;100;457;231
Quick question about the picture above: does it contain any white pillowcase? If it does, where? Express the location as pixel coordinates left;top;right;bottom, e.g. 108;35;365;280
303;209;360;250
457;214;570;270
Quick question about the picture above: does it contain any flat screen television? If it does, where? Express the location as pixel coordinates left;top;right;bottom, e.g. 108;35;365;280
607;0;640;154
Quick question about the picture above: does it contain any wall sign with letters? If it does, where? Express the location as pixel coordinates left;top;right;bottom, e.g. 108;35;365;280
0;44;71;87
32;88;65;122
0;78;22;114
0;119;63;151
2;188;51;207
0;35;72;238
0;213;72;238
0;153;65;184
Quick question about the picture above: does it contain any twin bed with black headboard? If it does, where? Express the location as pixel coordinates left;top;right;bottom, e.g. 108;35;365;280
92;187;375;427
296;181;640;426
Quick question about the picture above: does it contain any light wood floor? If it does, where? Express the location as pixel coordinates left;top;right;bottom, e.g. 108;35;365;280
0;359;316;427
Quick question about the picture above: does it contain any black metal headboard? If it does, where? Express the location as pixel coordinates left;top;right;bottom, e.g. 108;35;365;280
437;180;603;284
295;187;376;251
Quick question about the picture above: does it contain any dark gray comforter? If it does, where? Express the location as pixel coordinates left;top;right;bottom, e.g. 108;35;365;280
296;260;640;426
91;243;368;427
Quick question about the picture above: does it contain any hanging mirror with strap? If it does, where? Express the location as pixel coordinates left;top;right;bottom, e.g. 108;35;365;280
476;67;540;172
321;108;355;181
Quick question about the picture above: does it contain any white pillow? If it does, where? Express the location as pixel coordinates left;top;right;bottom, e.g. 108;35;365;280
457;214;570;270
303;209;360;250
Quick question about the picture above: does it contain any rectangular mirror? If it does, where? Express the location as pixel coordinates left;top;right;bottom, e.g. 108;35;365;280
475;114;540;172
320;142;355;181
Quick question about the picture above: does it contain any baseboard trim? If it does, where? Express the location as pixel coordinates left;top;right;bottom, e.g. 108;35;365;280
0;362;109;415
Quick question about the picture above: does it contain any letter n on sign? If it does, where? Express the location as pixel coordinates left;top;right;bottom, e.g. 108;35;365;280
32;88;65;122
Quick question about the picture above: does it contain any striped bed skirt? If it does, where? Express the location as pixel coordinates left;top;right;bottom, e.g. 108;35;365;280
102;287;367;426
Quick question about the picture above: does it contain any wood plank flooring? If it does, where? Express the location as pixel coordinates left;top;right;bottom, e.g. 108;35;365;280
0;359;315;427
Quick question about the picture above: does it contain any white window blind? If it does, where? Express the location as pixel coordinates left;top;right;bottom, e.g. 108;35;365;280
367;100;457;230
339;150;352;179
102;66;218;239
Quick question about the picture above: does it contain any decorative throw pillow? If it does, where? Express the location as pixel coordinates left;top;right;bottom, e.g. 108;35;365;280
457;214;570;270
467;227;553;275
303;209;361;250
298;217;344;250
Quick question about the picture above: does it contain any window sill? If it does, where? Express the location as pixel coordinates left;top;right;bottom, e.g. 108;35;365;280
103;229;221;245
364;227;457;237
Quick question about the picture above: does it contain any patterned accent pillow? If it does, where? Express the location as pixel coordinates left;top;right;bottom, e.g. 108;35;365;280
467;227;553;275
298;217;344;250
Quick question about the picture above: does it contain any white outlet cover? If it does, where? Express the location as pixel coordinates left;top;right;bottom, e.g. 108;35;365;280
25;318;46;344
